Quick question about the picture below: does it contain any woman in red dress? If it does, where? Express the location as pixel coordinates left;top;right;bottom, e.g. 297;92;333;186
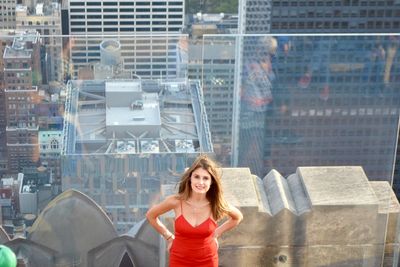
146;155;243;267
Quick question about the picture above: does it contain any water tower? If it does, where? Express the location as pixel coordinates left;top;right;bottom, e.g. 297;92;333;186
100;40;122;66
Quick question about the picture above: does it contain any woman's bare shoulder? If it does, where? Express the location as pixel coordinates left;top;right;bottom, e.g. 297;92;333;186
164;194;181;207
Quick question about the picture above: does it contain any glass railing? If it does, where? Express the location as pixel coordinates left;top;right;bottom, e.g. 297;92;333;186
201;33;400;267
0;32;399;266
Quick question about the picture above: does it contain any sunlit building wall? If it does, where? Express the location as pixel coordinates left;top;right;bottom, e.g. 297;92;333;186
0;33;14;175
16;3;64;82
3;31;42;173
188;39;236;166
67;0;185;79
39;129;62;184
61;79;213;232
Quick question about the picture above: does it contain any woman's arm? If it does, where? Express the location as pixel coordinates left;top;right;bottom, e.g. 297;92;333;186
146;195;178;240
214;205;243;239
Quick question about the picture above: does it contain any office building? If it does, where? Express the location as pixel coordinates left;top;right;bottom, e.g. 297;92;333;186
15;3;64;82
240;0;400;34
3;30;42;173
67;0;185;79
0;32;15;175
1;30;64;177
61;79;213;232
188;38;236;165
235;35;400;180
188;13;238;37
232;0;400;180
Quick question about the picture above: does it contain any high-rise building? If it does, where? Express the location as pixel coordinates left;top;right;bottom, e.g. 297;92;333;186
188;39;236;165
16;3;64;82
0;32;14;175
61;79;213;232
3;30;42;173
269;36;399;179
1;30;66;178
240;0;400;34
232;0;400;181
66;0;185;79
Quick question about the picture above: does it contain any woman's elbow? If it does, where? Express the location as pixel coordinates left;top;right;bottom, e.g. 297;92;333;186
145;210;154;222
236;214;243;225
236;209;244;223
232;212;243;226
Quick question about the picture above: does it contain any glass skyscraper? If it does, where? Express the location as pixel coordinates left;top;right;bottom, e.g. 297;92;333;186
232;0;400;182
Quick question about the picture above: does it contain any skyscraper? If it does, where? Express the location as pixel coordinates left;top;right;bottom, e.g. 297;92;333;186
3;30;42;173
67;0;185;79
232;0;400;181
188;38;236;165
0;33;14;175
240;0;400;34
15;3;64;82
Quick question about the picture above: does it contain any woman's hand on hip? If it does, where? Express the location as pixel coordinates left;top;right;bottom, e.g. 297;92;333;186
167;237;174;251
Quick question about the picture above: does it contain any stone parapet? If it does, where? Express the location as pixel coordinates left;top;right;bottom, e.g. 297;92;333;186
212;166;400;267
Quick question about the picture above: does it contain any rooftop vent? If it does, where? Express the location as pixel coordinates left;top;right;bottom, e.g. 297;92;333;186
131;100;143;110
132;117;145;121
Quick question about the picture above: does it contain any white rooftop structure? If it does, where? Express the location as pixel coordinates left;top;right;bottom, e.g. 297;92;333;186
105;81;161;138
36;3;44;15
62;79;213;155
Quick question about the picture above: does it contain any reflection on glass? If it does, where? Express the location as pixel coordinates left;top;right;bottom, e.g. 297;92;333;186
62;76;212;232
234;35;400;182
0;29;399;266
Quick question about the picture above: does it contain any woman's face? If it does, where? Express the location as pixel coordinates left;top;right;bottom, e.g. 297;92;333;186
190;167;212;195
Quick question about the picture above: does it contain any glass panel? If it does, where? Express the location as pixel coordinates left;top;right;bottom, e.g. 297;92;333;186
202;34;400;267
0;28;399;266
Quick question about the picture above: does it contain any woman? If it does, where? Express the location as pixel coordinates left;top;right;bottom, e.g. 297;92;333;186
146;155;243;267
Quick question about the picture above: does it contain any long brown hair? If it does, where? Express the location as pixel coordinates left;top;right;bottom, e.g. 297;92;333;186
178;155;229;221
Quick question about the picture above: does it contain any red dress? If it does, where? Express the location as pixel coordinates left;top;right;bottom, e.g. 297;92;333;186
169;202;218;267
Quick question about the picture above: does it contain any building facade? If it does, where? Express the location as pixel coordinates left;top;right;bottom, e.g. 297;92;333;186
240;0;400;34
15;3;64;82
233;0;400;183
0;33;15;175
67;0;185;79
188;39;236;166
234;35;400;181
0;0;16;30
1;30;66;179
3;31;42;173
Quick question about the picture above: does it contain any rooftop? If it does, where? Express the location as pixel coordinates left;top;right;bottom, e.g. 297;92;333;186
62;79;212;155
3;30;39;59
